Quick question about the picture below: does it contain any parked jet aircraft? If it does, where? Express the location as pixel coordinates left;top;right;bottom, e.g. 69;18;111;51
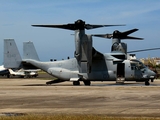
3;20;156;85
3;39;40;78
8;68;38;78
0;65;10;78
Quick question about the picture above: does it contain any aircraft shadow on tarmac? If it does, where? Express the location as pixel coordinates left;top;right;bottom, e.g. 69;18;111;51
22;82;160;87
23;84;48;86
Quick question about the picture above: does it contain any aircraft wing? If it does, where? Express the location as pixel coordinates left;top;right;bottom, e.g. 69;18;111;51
92;47;104;60
23;69;41;72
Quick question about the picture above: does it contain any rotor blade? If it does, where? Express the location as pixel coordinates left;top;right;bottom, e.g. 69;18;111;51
112;28;143;40
128;48;160;53
92;34;112;38
123;36;143;40
92;28;142;40
32;24;76;30
32;24;125;30
85;24;125;30
32;19;126;30
92;34;143;40
122;28;139;36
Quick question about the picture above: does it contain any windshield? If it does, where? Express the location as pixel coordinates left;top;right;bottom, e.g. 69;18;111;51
130;59;146;70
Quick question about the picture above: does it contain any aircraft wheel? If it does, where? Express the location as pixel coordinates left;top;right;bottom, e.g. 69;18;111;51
7;74;10;78
145;81;150;86
73;81;80;86
151;79;154;82
83;81;91;86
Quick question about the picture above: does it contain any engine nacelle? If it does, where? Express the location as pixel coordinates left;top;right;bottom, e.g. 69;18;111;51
111;42;127;54
75;31;92;73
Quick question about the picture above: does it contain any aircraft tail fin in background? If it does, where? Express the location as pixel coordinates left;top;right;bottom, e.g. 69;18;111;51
8;69;15;75
4;39;22;68
23;41;40;61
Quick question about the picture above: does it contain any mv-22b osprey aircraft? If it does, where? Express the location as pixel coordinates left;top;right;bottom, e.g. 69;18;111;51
4;19;156;86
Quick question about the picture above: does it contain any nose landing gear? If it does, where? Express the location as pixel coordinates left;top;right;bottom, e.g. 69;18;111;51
145;81;150;86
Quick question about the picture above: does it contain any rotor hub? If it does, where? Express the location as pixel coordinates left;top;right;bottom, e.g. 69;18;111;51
113;30;121;38
75;19;85;30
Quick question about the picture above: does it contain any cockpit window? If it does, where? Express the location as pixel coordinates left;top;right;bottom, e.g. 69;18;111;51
130;59;146;70
131;63;140;70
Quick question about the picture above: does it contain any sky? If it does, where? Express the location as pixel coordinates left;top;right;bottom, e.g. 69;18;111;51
0;0;160;64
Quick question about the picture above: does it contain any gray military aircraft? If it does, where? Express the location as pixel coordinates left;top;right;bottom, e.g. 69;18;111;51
92;28;159;85
3;20;156;86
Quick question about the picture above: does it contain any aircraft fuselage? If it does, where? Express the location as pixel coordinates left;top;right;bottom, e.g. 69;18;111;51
24;53;153;82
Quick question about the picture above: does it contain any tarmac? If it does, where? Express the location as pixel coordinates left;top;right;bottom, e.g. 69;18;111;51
0;76;160;117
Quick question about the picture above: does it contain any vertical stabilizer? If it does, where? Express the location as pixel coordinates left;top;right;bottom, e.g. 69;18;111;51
8;69;15;75
4;39;22;68
23;41;40;61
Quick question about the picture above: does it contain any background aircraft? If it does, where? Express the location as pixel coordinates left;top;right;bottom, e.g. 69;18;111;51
3;20;156;86
8;68;38;78
3;39;40;78
0;65;10;78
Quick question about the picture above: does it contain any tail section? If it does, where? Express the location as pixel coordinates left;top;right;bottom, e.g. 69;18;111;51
4;39;22;68
23;41;40;61
8;69;16;75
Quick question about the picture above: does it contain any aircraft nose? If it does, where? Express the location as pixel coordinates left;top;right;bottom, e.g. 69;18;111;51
149;70;156;78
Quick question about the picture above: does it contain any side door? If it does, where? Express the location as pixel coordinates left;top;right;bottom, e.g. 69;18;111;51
116;63;125;82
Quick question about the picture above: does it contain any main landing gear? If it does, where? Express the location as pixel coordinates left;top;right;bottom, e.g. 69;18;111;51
145;80;150;86
73;81;80;86
83;81;91;86
46;79;65;85
73;81;91;86
145;78;155;86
